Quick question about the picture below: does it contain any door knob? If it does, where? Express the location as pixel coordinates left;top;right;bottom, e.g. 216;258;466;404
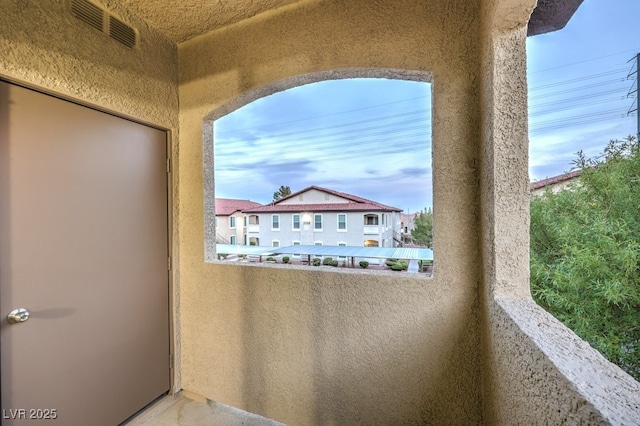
7;308;30;324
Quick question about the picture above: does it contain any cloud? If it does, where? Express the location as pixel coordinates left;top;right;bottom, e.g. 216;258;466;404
365;168;381;176
399;167;430;178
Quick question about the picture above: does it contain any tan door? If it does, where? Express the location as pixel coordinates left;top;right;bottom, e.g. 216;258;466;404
0;81;170;425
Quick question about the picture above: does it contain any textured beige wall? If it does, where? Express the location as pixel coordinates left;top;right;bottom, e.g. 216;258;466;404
6;1;637;424
0;0;177;127
0;0;181;390
479;1;640;424
178;0;483;423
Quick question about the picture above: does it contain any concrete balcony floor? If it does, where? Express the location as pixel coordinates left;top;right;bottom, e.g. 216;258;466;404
126;393;284;426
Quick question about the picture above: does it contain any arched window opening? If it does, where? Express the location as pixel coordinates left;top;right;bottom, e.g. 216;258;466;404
206;75;434;274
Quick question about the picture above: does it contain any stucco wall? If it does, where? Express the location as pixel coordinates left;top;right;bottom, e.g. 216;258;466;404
6;1;636;424
0;0;181;390
0;0;177;127
178;0;483;423
485;297;640;424
478;1;640;424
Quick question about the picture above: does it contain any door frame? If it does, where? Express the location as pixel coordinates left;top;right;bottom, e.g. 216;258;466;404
0;76;178;396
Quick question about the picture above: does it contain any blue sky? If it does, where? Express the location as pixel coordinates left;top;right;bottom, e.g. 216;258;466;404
527;0;639;181
214;0;639;213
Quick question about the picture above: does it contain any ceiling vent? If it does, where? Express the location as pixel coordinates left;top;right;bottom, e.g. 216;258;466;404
70;0;138;49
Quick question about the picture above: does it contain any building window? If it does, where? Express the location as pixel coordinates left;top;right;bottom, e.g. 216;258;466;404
364;214;379;225
314;214;323;230
272;240;280;247
291;241;301;257
249;215;259;225
292;214;300;230
230;235;236;245
244;216;247;226
338;242;347;259
230;216;236;228
337;214;347;231
272;214;280;230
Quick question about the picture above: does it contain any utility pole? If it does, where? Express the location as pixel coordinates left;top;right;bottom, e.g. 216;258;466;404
627;53;639;138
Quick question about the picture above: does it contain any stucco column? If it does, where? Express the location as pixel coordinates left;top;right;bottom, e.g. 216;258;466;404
479;2;534;299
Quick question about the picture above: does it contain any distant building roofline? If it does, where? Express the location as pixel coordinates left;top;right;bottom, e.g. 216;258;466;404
530;169;581;191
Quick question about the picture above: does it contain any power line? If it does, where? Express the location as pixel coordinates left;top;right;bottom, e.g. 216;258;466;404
216;68;631;139
529;68;628;91
217;109;430;143
531;88;628;109
217;138;432;172
212;55;637;166
215;95;430;136
529;97;627;117
216;128;431;158
527;48;640;75
529;77;628;100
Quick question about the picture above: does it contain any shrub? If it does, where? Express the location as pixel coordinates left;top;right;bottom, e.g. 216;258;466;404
312;258;321;266
330;260;339;267
386;259;409;271
219;253;228;260
359;261;369;268
238;254;246;259
282;256;290;263
390;262;408;271
266;256;276;262
322;257;334;265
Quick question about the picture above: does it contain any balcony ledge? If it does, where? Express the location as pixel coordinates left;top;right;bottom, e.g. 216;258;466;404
489;296;640;424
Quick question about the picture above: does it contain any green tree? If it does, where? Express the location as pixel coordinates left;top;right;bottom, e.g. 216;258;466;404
272;185;291;202
530;135;640;381
411;207;433;247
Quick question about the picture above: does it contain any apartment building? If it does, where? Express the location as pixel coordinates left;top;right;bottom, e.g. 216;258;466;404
241;186;403;248
215;198;263;245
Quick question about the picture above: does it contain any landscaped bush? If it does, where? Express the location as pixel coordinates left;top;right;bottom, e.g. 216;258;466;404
390;262;408;271
322;257;333;265
282;256;290;263
266;256;276;262
330;260;339;267
359;261;369;268
312;258;321;266
219;253;228;260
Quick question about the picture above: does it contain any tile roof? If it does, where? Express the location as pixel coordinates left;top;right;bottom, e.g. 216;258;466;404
244;185;402;213
243;202;400;213
215;198;263;216
530;170;581;191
